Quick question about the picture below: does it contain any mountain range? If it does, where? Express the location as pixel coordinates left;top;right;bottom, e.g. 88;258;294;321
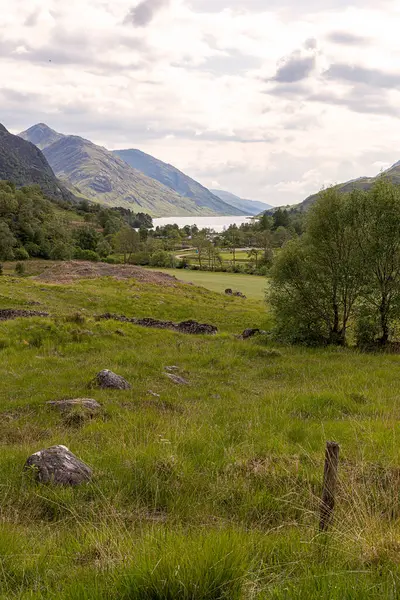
210;189;272;216
18;124;246;217
0;124;75;204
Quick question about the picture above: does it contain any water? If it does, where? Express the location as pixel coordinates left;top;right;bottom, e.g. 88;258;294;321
153;215;253;232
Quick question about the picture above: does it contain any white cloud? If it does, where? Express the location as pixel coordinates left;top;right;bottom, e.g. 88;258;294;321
1;0;400;205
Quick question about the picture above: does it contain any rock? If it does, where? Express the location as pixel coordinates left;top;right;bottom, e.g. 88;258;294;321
165;366;180;372
177;320;217;335
115;329;125;336
90;370;131;390
165;373;189;385
0;309;49;321
148;390;160;397
241;328;261;339
233;291;246;299
225;288;233;295
47;398;101;414
25;445;92;485
97;314;217;335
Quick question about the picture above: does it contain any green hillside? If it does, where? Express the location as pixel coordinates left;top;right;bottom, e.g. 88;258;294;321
114;148;245;216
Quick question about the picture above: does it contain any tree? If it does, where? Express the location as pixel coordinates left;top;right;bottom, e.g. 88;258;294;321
273;208;290;230
351;179;400;345
192;233;209;268
0;222;17;260
223;225;242;266
114;227;140;263
269;188;366;345
73;226;99;252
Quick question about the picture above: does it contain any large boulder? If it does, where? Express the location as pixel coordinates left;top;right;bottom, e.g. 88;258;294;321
47;398;101;415
25;445;92;485
90;369;131;390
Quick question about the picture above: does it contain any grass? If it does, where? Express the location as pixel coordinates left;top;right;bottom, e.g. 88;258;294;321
1;263;400;597
151;268;268;300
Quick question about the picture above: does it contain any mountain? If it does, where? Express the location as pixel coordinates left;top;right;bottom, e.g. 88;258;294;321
0;123;75;203
210;189;272;216
299;163;400;210
113;149;245;216
19;123;64;150
20;124;245;217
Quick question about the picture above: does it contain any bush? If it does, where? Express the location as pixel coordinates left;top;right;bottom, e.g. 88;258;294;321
176;257;190;269
128;251;151;266
0;264;3;276
73;248;100;262
149;250;174;268
103;256;123;265
14;247;29;261
50;242;73;261
15;262;25;275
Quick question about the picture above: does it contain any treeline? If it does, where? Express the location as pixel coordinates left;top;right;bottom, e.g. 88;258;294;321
0;181;153;262
270;179;400;348
133;208;304;275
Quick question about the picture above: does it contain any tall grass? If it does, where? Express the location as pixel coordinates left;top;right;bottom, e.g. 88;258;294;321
1;271;400;597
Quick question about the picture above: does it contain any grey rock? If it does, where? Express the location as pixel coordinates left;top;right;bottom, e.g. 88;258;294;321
165;373;189;385
25;445;92;485
241;328;261;339
165;366;180;372
90;369;131;390
225;288;233;295
47;398;101;414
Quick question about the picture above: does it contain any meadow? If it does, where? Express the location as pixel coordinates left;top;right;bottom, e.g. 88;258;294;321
1;263;400;598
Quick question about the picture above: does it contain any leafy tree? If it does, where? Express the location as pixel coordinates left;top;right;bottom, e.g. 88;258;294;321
351;179;400;344
273;208;290;230
114;227;140;263
73;226;99;252
0;222;17;260
270;188;366;345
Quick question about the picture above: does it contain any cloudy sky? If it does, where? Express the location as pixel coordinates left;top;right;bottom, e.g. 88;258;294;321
2;0;400;205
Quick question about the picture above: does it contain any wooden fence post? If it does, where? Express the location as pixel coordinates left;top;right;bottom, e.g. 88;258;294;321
319;441;340;532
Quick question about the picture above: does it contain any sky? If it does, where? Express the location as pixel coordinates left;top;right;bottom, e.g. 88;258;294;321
1;0;400;206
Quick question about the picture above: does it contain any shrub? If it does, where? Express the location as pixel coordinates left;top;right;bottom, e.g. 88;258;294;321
150;250;174;268
103;256;123;265
73;248;100;262
50;242;73;261
0;264;3;276
14;247;29;261
15;262;25;275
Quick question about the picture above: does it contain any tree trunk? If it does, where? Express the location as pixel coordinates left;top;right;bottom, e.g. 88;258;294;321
379;295;389;345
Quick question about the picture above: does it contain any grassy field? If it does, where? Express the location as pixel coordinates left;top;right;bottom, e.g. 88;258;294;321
1;264;400;597
151;268;268;300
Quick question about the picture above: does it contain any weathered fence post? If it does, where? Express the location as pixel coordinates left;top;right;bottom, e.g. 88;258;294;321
319;441;340;532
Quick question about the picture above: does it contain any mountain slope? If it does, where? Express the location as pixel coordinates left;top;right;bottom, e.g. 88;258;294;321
210;189;272;216
299;163;400;210
20;124;245;217
0;123;75;203
113;149;246;216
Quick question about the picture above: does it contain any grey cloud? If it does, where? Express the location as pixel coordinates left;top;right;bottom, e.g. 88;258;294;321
272;54;316;83
324;64;400;89
327;31;370;45
266;82;309;96
124;0;169;27
174;50;262;75
310;87;399;117
24;10;40;27
304;38;317;50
